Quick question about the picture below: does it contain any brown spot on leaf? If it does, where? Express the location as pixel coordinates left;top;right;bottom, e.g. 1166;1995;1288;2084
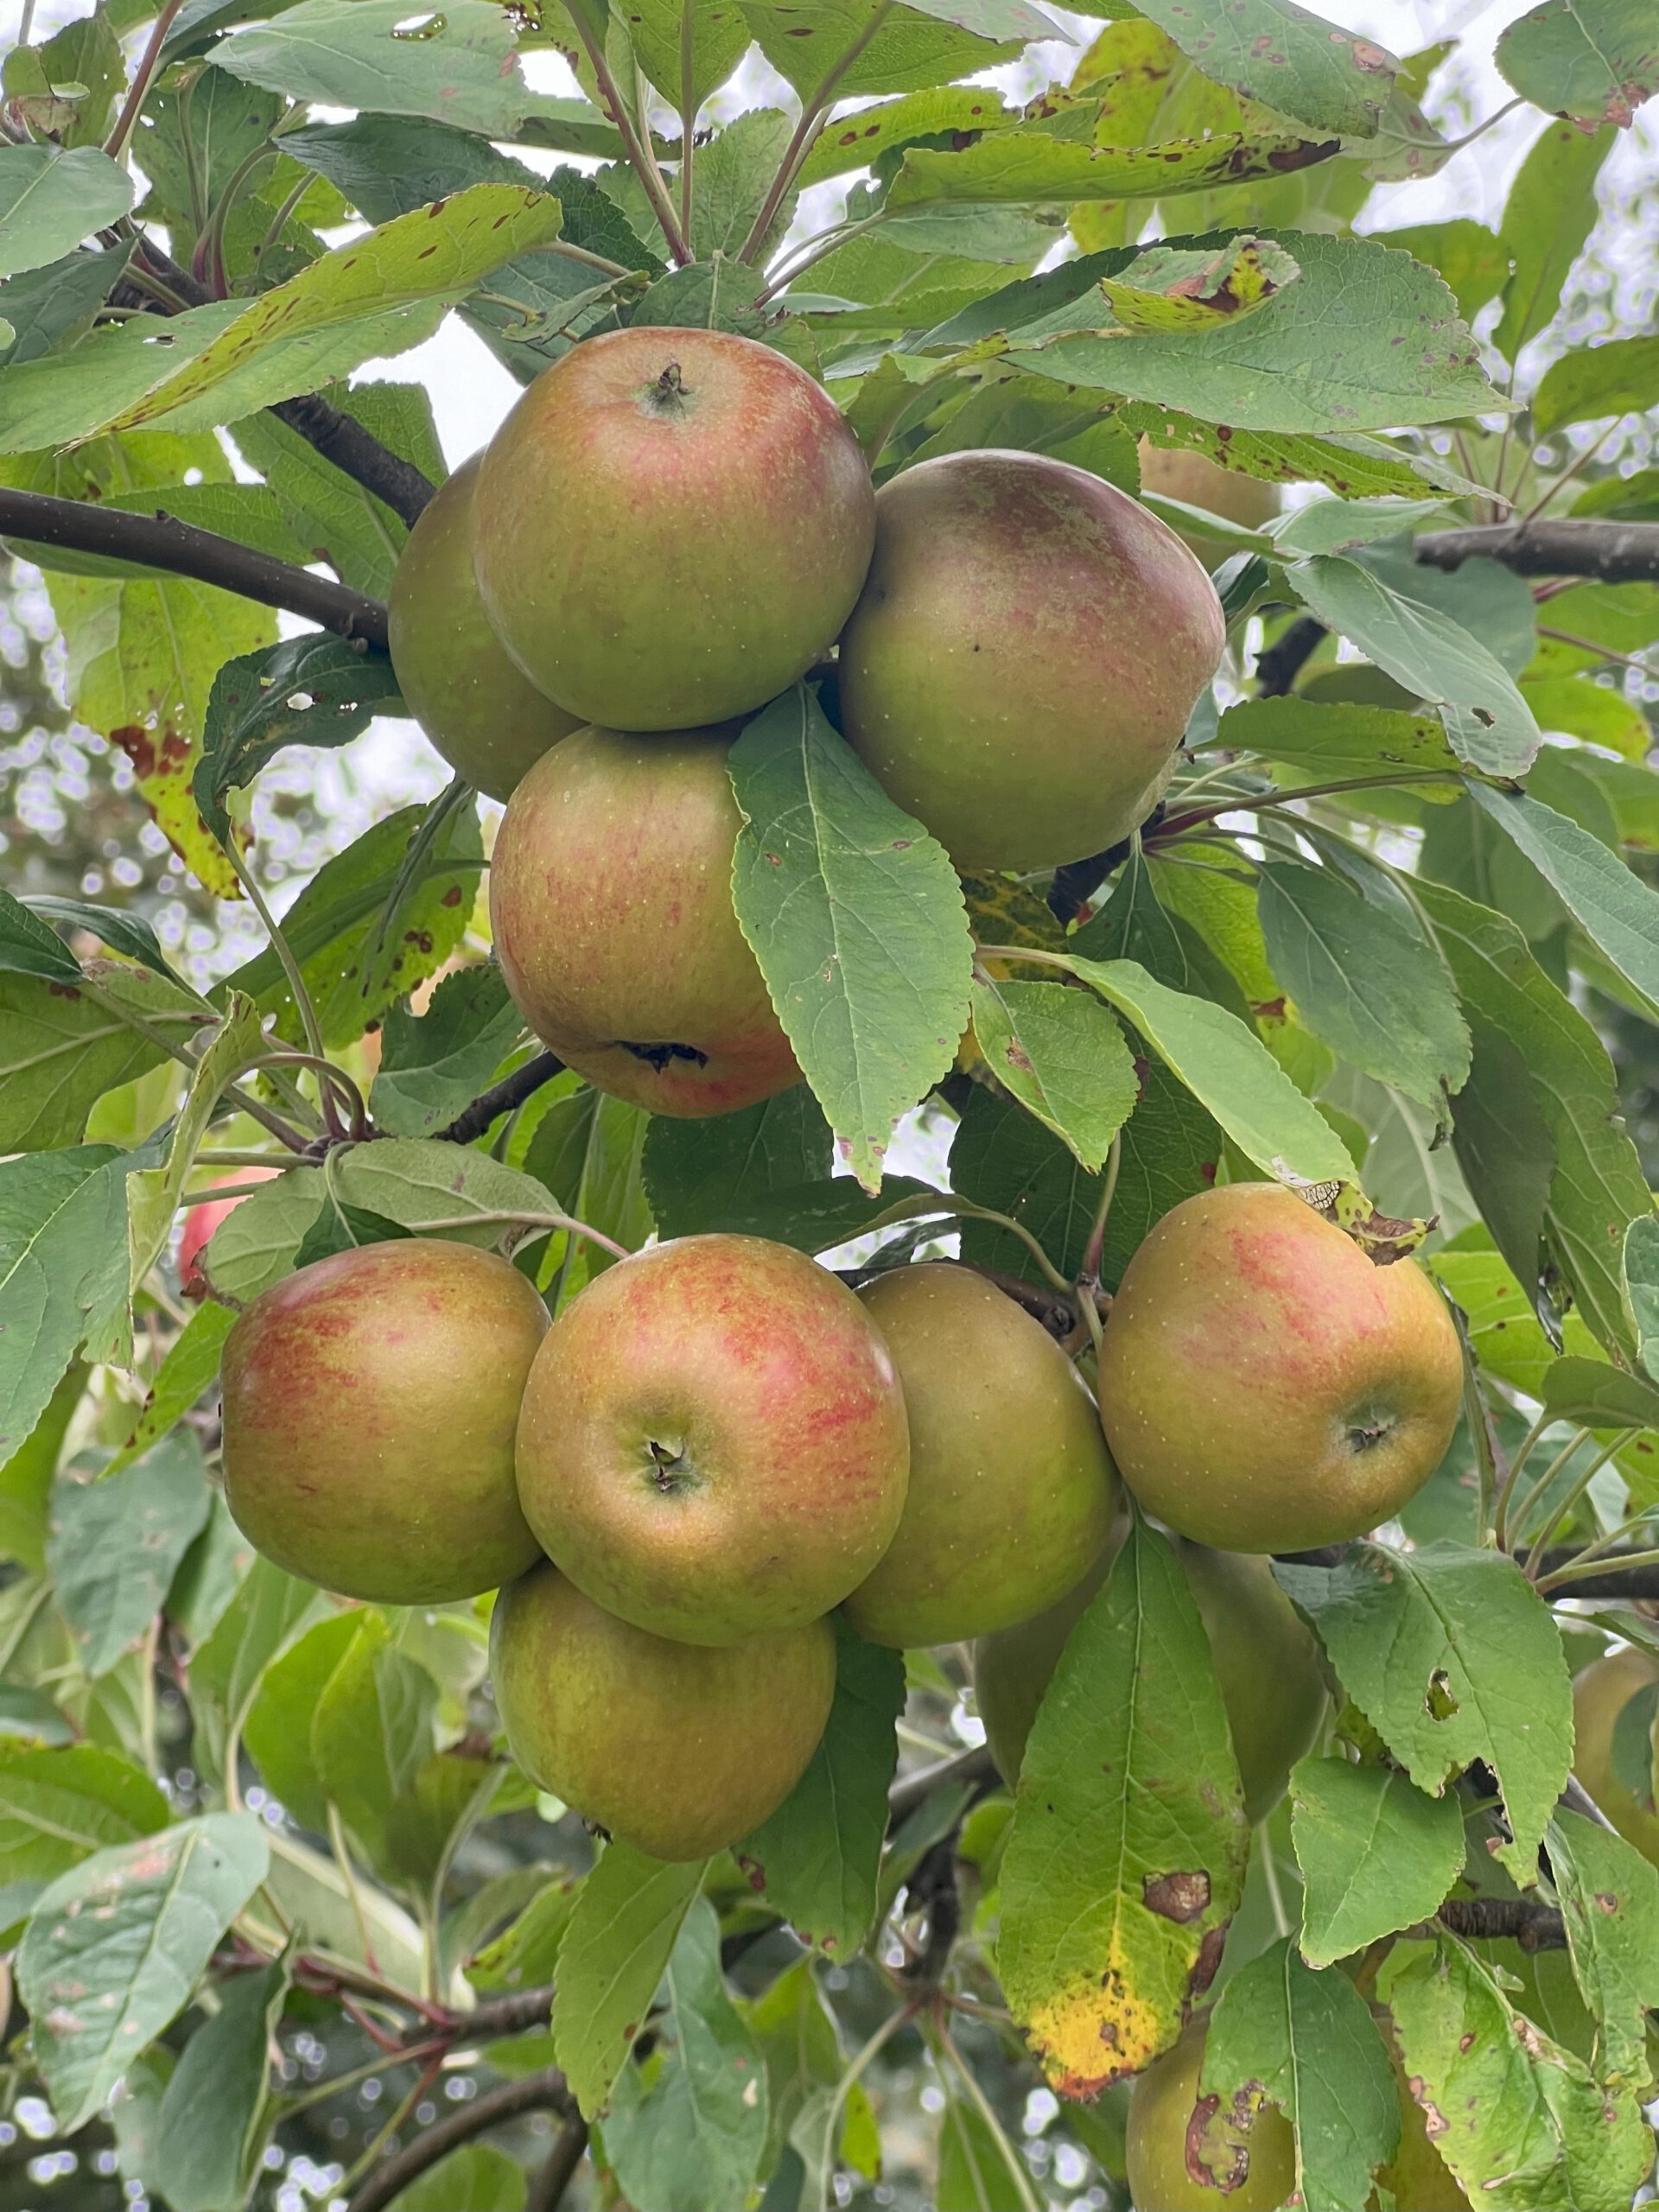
1144;1870;1211;1923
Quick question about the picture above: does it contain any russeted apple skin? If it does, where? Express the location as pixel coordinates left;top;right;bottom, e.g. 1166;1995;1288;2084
1572;1647;1659;1867
491;1562;836;1862
386;456;581;801
836;449;1224;872
221;1237;547;1605
1097;1183;1462;1553
1127;2012;1297;2212
472;326;875;730
488;724;800;1118
842;1264;1117;1648
514;1235;910;1647
1138;441;1281;567
973;1529;1328;1824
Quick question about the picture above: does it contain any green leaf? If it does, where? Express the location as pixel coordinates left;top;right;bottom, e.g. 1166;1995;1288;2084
370;967;524;1140
1288;1758;1465;1967
0;1363;86;1572
0;301;243;454
729;684;972;1192
1418;880;1649;1359
1255;861;1470;1109
1274;1541;1572;1881
194;636;404;843
1496;0;1657;130
998;1522;1249;2094
552;1840;707;2120
518;1083;652;1286
1534;333;1659;436
242;1611;361;1834
626;0;751;111
16;1811;270;2133
311;1626;437;1867
1379;218;1509;321
1204;1937;1399;2212
126;993;267;1299
0;1745;168;1917
1493;118;1614;362
1061;953;1356;1186
1386;1934;1654;2211
734;1619;904;1958
1541;1352;1659;1432
798;86;1014;187
104;1304;236;1483
151;1958;287;2212
1545;1808;1659;2087
739;0;1027;101
464;1872;577;1995
393;2145;528;2212
1471;784;1659;1014
642;1090;833;1242
195;1167;323;1304
189;1557;327;1787
47;1433;211;1678
1624;1216;1659;1380
937;2085;1031;2212
1134;0;1398;135
888;129;1342;217
0;960;211;1154
213;0;538;135
606;1897;771;2212
0;238;135;368
1211;695;1464;795
967;979;1138;1173
1290;556;1540;778
0;144;133;276
321;1136;560;1251
0;883;83;982
966;232;1497;434
0;1145;129;1461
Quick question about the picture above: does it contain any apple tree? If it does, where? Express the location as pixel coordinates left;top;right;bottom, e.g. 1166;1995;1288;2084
2;1;1659;2206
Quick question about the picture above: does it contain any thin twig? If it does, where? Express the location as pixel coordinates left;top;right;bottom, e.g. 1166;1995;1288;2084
436;1051;566;1146
346;2067;576;2212
104;0;184;161
526;2115;591;2212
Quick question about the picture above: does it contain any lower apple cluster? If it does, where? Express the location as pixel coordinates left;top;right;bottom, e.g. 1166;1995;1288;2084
215;1180;1464;1864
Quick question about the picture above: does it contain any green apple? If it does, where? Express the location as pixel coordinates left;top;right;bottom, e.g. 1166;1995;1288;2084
492;1561;835;1861
514;1234;910;1646
472;326;874;729
387;454;582;802
1572;1646;1659;1866
1098;1183;1462;1553
1126;2012;1297;2212
974;1529;1327;1822
836;448;1224;872
489;721;800;1116
221;1237;547;1604
842;1263;1116;1647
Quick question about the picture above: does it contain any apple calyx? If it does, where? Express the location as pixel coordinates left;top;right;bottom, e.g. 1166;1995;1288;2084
645;1435;699;1497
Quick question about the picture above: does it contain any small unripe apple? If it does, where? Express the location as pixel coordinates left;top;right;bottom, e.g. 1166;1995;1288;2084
492;1561;836;1862
387;455;582;802
1098;1184;1461;1553
473;326;875;729
177;1165;280;1297
1138;441;1281;567
842;1263;1117;1647
514;1235;910;1647
221;1237;547;1604
489;722;800;1117
1127;2012;1297;2212
836;449;1224;871
1572;1647;1659;1866
974;1530;1327;1822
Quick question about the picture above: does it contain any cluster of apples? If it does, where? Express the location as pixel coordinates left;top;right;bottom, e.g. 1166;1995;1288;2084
387;323;1229;1116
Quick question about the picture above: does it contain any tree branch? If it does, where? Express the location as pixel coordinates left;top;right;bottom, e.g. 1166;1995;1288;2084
1433;1897;1566;1951
1255;613;1327;696
0;486;389;646
436;1050;566;1146
888;1741;997;1822
1414;518;1659;586
1280;1544;1659;1598
525;2116;590;2212
346;2065;576;2212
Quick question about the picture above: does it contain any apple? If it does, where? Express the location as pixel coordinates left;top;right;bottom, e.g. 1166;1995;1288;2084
472;326;874;729
514;1234;910;1646
1126;2012;1297;2212
842;1263;1117;1648
177;1164;280;1297
491;1560;835;1862
221;1237;547;1605
974;1530;1327;1823
1097;1183;1462;1553
1572;1646;1659;1866
489;721;800;1117
1139;441;1281;567
836;449;1224;871
387;454;582;802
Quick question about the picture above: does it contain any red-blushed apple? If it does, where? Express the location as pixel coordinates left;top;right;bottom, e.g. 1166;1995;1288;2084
1127;2012;1296;2212
387;455;582;802
836;449;1224;871
488;721;800;1117
513;1234;910;1646
1097;1183;1462;1553
491;1561;836;1861
973;1529;1328;1822
842;1263;1116;1647
472;326;874;729
221;1237;548;1605
177;1165;280;1297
